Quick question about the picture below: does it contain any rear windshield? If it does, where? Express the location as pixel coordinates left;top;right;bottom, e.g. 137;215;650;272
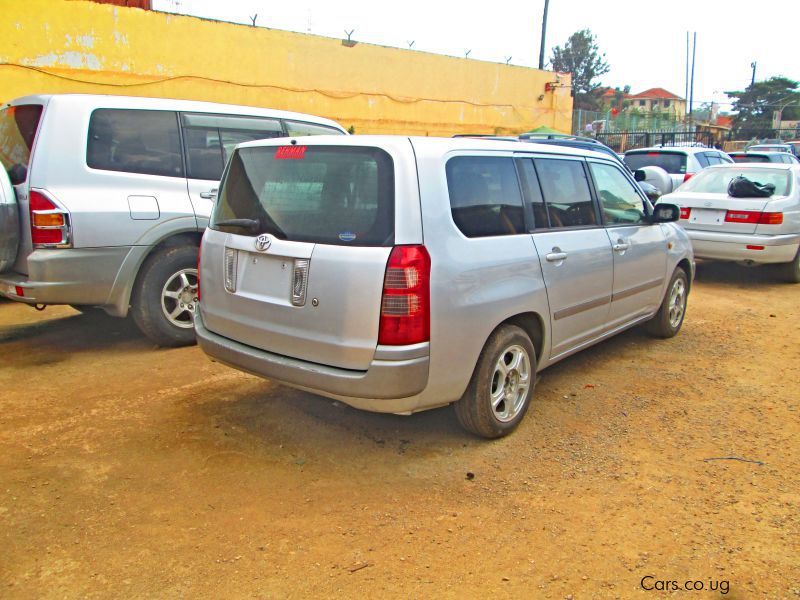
0;104;44;182
731;154;770;163
211;145;394;246
680;168;792;196
624;151;687;174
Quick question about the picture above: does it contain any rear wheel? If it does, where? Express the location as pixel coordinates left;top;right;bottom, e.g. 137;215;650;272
131;244;198;347
454;325;536;439
647;268;688;338
780;248;800;283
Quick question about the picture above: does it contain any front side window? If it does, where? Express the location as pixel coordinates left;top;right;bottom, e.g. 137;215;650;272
285;120;345;137
445;156;525;238
534;158;598;228
589;162;646;225
87;109;183;177
212;145;394;246
181;113;284;180
0;104;43;182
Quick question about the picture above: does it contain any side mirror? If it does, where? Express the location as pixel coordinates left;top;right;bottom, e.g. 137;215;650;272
651;202;680;223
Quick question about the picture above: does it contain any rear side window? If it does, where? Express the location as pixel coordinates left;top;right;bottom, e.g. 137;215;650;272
87;109;183;177
445;156;525;238
181;113;284;181
212;145;394;246
624;151;687;174
0;104;43;183
534;158;598;228
285;120;345;137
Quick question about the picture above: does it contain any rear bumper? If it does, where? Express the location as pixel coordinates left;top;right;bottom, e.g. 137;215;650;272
686;230;800;263
195;309;430;412
0;247;130;306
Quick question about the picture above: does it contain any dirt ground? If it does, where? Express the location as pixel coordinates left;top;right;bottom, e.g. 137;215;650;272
0;261;798;599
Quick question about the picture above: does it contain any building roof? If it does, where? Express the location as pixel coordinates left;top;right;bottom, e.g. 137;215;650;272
716;115;735;128
629;88;683;101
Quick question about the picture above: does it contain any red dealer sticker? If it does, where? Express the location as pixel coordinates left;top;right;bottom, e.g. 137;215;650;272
275;145;307;160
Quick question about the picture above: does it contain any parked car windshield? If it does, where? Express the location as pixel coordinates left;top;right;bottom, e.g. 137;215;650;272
211;145;394;246
679;168;792;196
0;104;43;182
624;151;687;174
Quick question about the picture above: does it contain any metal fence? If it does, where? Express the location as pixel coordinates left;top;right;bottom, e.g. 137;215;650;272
727;127;800;141
594;130;714;153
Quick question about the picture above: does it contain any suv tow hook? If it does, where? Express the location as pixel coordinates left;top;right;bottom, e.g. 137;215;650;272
34;304;47;312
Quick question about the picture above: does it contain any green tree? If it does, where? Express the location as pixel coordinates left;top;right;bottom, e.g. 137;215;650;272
726;77;800;135
549;29;610;110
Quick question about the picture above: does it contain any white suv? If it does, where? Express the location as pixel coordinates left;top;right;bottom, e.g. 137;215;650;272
624;146;733;191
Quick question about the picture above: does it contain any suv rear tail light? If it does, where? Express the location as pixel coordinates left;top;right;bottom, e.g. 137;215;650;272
378;245;431;346
724;210;784;225
683;172;695;183
29;190;71;248
679;207;691;219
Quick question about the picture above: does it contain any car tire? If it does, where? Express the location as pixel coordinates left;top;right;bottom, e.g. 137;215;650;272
780;249;800;283
131;244;199;347
647;267;689;338
454;325;536;439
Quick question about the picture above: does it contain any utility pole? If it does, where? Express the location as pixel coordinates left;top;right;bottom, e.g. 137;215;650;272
684;32;689;107
750;61;757;87
689;32;697;119
538;0;550;70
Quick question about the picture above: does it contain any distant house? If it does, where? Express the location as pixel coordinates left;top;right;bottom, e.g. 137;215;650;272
628;88;686;119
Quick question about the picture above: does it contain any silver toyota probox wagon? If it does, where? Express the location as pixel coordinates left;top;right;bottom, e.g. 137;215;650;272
0;94;346;346
196;136;694;438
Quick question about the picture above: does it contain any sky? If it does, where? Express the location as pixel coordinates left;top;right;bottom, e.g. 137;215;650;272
152;0;800;111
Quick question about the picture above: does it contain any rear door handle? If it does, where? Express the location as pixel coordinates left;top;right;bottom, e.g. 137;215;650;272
199;188;218;200
613;241;630;252
545;251;568;262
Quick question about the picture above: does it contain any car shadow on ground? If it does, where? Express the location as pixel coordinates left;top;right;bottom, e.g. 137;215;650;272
0;305;148;355
694;259;788;287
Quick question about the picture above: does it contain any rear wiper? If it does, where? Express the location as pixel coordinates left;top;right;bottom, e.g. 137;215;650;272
213;218;260;233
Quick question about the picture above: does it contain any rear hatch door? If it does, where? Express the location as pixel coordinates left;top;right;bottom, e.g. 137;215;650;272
201;138;415;371
0;101;46;274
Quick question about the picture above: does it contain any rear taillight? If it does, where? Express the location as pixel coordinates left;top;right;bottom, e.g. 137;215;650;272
197;235;204;301
679;207;691;220
29;190;70;247
724;211;783;225
758;212;783;225
683;172;695;183
378;245;430;346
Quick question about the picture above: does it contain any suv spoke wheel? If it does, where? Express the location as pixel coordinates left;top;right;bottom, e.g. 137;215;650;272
667;278;686;328
490;345;531;422
161;268;198;328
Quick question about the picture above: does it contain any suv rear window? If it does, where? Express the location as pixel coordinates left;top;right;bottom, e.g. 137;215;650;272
211;145;394;246
624;151;687;174
0;104;43;183
731;154;769;163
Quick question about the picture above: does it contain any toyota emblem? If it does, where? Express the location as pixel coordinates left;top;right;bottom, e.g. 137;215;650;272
254;234;272;252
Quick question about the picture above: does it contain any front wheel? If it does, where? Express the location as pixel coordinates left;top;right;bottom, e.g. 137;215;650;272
454;325;536;439
647;268;689;338
131;244;198;347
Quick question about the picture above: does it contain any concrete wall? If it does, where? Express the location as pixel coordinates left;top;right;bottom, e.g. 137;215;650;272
0;0;572;136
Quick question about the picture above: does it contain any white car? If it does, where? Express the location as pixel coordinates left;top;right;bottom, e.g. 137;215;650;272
624;146;733;191
661;163;800;282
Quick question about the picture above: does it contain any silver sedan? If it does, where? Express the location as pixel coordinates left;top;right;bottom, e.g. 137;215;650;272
661;163;800;282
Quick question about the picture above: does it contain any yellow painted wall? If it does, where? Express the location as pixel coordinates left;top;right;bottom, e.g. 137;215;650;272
0;0;573;135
